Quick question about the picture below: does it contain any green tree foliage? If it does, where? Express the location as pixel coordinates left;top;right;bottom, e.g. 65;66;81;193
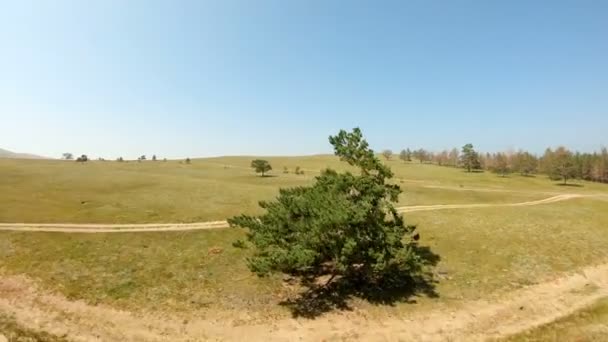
117;157;124;162
460;144;481;172
75;154;88;162
545;147;578;184
229;128;426;292
152;155;157;161
62;153;73;160
185;157;191;164
413;148;430;163
382;149;392;160
251;159;272;177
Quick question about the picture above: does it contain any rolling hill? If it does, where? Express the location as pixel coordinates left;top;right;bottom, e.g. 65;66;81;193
0;148;47;159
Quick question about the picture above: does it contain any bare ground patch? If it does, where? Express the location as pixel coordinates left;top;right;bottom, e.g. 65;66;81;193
3;262;608;341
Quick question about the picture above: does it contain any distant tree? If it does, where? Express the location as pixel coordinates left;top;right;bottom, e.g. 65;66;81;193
448;148;459;167
62;153;73;160
412;148;429;163
283;166;289;174
540;148;555;175
185;158;191;164
152;155;157;161
512;151;538;176
76;154;88;163
399;149;409;163
139;155;146;161
163;158;167;162
117;157;124;162
435;150;449;166
599;147;608;183
492;153;510;177
382;149;392;160
229;128;427;295
547;147;577;184
251;159;272;176
460;144;480;172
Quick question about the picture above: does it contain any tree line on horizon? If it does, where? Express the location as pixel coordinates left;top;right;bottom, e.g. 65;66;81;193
383;145;608;185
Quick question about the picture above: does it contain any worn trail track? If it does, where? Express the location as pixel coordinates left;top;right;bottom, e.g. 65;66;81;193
1;262;608;341
1;193;607;340
0;194;587;233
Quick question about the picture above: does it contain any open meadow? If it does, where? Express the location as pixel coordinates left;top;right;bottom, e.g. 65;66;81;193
2;156;608;340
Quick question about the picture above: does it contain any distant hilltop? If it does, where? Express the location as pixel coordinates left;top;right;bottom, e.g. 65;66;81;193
0;148;48;159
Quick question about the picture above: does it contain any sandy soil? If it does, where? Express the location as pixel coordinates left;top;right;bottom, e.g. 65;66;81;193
1;261;608;341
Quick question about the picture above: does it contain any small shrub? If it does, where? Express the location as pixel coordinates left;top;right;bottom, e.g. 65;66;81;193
232;240;247;249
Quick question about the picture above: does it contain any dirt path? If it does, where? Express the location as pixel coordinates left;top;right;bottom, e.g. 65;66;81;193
0;194;589;233
2;261;608;341
397;193;583;213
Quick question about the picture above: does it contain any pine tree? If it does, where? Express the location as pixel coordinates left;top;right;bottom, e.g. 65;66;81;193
229;128;427;294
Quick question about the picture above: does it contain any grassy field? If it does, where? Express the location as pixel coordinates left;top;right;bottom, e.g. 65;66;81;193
2;198;608;321
2;156;608;338
1;156;600;224
504;297;608;341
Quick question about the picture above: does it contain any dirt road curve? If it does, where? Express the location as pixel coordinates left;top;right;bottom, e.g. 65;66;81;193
0;194;587;233
1;261;608;341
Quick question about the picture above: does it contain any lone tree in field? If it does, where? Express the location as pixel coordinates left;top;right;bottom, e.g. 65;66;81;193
382;149;392;160
76;154;88;163
152;155;157;161
62;153;73;160
460;144;481;172
251;159;272;177
229;128;427;305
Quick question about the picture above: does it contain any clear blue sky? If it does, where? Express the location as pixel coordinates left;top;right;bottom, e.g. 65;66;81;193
1;0;607;159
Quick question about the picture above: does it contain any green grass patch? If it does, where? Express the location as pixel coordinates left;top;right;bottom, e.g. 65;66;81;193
2;198;608;319
1;157;596;223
